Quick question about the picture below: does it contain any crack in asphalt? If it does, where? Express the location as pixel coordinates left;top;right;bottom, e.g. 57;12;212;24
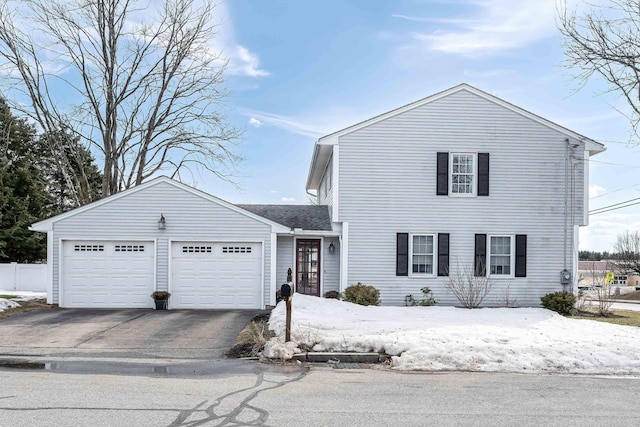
73;312;151;348
168;367;309;427
0;364;308;425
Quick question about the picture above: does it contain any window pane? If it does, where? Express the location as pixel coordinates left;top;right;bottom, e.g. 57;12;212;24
451;154;474;194
412;235;433;274
490;236;511;275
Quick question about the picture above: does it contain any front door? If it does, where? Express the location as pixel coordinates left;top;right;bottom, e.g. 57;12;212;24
296;239;321;296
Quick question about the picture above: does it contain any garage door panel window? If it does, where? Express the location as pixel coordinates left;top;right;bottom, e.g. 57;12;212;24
115;244;145;252
182;245;212;253
222;246;252;253
74;244;104;252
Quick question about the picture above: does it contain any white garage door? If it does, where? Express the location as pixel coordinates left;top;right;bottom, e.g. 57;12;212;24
171;242;262;309
62;241;155;308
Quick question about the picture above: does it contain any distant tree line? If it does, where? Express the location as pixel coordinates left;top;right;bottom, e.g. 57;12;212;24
579;251;614;261
580;231;640;275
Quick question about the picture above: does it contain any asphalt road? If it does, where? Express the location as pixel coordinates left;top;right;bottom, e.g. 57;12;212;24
1;363;639;427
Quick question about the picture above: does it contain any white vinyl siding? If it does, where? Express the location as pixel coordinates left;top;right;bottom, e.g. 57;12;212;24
50;181;274;307
323;237;340;294
319;156;333;207
337;88;585;306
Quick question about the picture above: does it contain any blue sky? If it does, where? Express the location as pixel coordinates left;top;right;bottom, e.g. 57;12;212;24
203;0;640;252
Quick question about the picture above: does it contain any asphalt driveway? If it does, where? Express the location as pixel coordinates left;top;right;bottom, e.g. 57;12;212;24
0;308;264;360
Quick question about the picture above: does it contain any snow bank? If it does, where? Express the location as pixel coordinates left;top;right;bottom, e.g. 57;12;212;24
0;299;20;312
266;294;640;374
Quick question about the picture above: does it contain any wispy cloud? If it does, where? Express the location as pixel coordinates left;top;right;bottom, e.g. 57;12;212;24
281;197;296;202
396;0;557;57
462;68;516;79
205;2;269;78
589;184;607;198
248;117;263;127
238;108;329;138
226;44;269;77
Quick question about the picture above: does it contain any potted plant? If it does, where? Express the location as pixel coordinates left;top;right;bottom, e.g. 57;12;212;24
151;291;171;310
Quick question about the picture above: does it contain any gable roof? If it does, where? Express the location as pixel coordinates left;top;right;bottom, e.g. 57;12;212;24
30;176;290;233
306;83;606;190
236;204;332;231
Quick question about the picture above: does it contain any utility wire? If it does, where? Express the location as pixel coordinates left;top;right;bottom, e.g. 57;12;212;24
590;196;640;215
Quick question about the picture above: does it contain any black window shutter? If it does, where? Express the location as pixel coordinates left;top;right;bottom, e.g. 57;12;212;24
436;152;449;196
478;153;489;196
474;234;487;277
515;234;527;277
396;233;409;276
437;233;449;276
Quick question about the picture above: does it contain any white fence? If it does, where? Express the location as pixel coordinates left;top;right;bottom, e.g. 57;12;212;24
0;263;47;292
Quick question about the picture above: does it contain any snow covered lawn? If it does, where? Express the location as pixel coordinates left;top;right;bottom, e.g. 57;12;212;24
0;290;47;313
265;294;640;375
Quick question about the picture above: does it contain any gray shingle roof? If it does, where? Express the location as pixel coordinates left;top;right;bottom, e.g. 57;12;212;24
236;204;332;231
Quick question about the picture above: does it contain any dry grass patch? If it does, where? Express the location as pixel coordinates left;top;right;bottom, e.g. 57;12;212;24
570;310;640;327
0;298;57;320
226;312;274;358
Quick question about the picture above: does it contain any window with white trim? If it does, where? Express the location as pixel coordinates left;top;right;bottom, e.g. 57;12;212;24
489;235;513;276
411;234;435;275
614;276;628;285
450;153;475;195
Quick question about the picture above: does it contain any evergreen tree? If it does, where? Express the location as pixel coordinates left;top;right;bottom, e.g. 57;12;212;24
0;98;48;262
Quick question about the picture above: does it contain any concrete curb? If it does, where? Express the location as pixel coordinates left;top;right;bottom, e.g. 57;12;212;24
292;352;386;363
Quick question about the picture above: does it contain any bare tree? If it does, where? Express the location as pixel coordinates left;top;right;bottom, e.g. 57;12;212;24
445;263;493;309
613;230;640;274
558;0;640;140
0;0;241;200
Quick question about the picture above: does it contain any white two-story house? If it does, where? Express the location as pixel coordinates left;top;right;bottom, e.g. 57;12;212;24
305;83;604;306
31;84;604;308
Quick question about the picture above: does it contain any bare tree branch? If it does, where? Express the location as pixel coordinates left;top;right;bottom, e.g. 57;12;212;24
558;0;640;141
0;0;242;200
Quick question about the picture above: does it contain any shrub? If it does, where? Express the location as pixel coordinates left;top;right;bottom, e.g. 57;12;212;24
151;291;171;300
540;291;576;315
410;287;437;306
342;283;380;306
324;290;340;299
446;263;492;308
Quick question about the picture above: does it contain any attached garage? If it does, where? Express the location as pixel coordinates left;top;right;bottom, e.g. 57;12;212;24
30;177;292;309
170;242;262;309
61;240;155;308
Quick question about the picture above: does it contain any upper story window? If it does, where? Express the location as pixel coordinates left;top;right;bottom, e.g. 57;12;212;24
411;234;435;275
489;235;513;276
437;152;489;197
450;153;476;195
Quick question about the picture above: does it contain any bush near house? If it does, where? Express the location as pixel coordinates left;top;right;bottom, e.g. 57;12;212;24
410;287;437;306
324;290;340;299
541;291;576;315
342;283;380;306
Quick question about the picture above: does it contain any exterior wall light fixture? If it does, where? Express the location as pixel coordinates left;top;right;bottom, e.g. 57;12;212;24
158;214;166;230
328;242;335;254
